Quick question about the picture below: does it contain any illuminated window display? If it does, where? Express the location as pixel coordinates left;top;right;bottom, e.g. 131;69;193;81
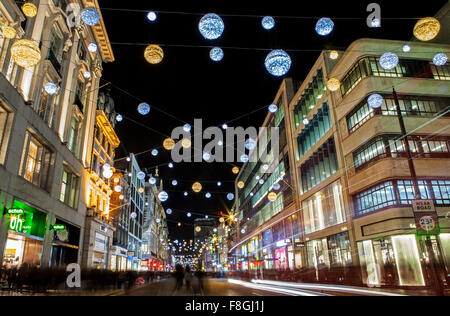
306;233;352;273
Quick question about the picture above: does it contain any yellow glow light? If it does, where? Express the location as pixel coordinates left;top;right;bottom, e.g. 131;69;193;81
237;181;245;189
178;222;182;227
22;2;38;18
268;192;277;202
138;187;144;194
181;138;191;149
163;138;175;150
219;217;224;223
11;39;41;68
413;17;440;42
144;44;164;64
232;167;240;174
195;226;201;232
2;26;16;39
327;78;340;92
192;182;202;193
329;50;339;60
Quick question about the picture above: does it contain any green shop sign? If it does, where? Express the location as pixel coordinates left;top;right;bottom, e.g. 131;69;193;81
5;200;47;238
51;224;66;231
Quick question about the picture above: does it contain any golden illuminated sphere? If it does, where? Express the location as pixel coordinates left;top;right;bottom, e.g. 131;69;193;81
163;138;175;150
192;182;202;193
181;138;191;149
219;217;225;223
237;181;245;189
178;222;182;227
329;50;339;60
2;26;16;39
119;194;124;200
11;39;41;68
195;226;201;233
327;78;341;92
138;187;144;194
22;2;38;18
413;17;440;42
113;177;120;184
232;166;240;174
268;192;278;202
144;44;164;64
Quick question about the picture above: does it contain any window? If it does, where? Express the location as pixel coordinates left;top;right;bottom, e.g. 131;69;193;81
60;165;80;209
47;28;63;75
0;102;13;164
354;181;396;215
19;131;54;191
67;117;81;158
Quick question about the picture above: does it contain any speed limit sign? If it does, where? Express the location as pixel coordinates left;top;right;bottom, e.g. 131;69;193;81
416;213;439;235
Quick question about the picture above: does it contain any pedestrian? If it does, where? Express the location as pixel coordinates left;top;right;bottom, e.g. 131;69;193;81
184;265;193;293
173;264;184;291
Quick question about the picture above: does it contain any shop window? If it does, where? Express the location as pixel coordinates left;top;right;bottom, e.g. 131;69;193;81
391;235;425;286
60;164;80;209
67;116;82;158
19;131;55;192
0;102;13;165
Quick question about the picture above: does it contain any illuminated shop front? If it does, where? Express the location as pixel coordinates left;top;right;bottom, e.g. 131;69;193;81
93;231;109;269
2;200;47;268
110;246;128;271
50;219;80;267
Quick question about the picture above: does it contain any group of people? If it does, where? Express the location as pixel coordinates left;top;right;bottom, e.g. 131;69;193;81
173;264;205;294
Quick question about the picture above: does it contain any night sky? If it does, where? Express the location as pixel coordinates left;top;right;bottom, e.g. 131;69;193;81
98;0;447;240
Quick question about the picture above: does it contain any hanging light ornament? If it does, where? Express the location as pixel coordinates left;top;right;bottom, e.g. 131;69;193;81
199;13;224;40
192;182;202;193
195;226;201;233
237;181;245;189
187;212;192;218
326;78;341;91
245;138;257;151
265;50;292;77
413;17;440;42
367;93;384;109
240;154;249;163
203;152;211;162
88;42;98;53
151;149;158;156
402;45;411;53
138;187;144;194
163;138;175;150
116;114;123;122
144;44;164;64
219;217;225;223
22;2;38;18
205;192;212;199
209;47;224;62
232;166;240;174
158;191;169;202
178;222;182;227
315;17;334;36
103;168;113;179
303;118;310;125
147;11;157;22
44;82;58;95
184;192;188;196
81;7;100;26
268;104;278;113
11;39;41;68
329;50;339;60
2;26;16;39
379;52;399;70
181;138;192;149
262;16;275;30
83;71;91;79
222;124;228;130
137;171;146;180
172;180;178;186
149;177;157;184
227;193;235;201
114;185;122;193
273;183;281;190
183;124;192;132
268;192;277;202
433;53;448;66
137;103;150;115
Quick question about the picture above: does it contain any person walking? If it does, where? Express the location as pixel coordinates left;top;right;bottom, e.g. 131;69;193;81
184;265;193;293
173;264;184;292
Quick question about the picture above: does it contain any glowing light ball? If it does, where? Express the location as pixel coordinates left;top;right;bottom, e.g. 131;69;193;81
147;11;157;22
83;71;91;79
218;140;223;146
149;177;157;184
177;222;181;227
210;47;224;62
217;181;222;186
184;192;188;196
413;17;440;42
261;16;275;30
158;191;169;202
119;194;124;200
115;185;122;193
88;43;98;53
219;217;225;223
241;229;246;234
166;209;172;215
22;3;37;18
2;26;16;39
144;44;164;64
44;82;58;95
329;50;339;60
138;187;145;194
156;219;161;224
103;168;113;179
232;167;240;174
259;179;265;185
181;138;191;149
379;52;399;70
130;212;137;219
268;104;278;113
273;183;281;190
151;149;158;156
138;103;150;115
199;13;224;40
192;182;202;193
315;18;334;36
240;154;249;163
303;118;309;125
265;50;291;77
183;124;192;132
371;19;381;28
11;39;41;68
368;93;383;109
237;181;245;189
402;45;411;53
195;226;201;232
163;138;175;150
205;192;211;199
168;162;174;168
203;152;211;161
245;138;257;151
433;53;448;66
268;192;277;202
222;124;228;130
187;213;192;218
137;171;146;180
262;164;269;172
172;180;178;186
227;193;234;201
81;7;100;26
327;78;340;91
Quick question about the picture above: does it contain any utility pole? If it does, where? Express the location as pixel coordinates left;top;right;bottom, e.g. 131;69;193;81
393;88;445;296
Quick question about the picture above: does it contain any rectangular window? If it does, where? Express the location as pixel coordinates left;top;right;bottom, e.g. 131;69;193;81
0;102;13;164
60;165;80;209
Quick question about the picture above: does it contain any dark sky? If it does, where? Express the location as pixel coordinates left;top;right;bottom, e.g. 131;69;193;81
99;0;447;240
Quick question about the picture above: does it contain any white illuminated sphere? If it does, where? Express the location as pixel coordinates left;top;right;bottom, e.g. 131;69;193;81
199;13;224;40
138;103;151;115
371;18;381;28
151;149;158;156
184;192;188;196
203;152;211;161
262;164;269;172
315;17;334;36
250;192;254;197
115;185;122;193
218;140;223;146
268;104;278;113
303;118;310;125
88;43;98;53
227;193;234;201
168;162;174;168
368;94;384;109
240;154;249;163
44;82;58;95
402;45;411;53
103;168;113;179
265;50;291;77
116;114;123;122
137;171;146;180
83;71;91;79
259;179;265;185
103;163;111;170
205;192;211;199
222;124;228;130
241;229;246;234
126;157;131;162
217;181;222;186
149;177;157;184
273;183;281;190
158;191;169;202
81;7;100;26
156;218;161;224
172;180;178;186
187;212;192;218
183;124;192;132
433;53;448;66
166;209;172;215
379;52;399;70
262;16;275;30
147;11;157;22
245;138;256;150
130;212;137;219
210;47;224;62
